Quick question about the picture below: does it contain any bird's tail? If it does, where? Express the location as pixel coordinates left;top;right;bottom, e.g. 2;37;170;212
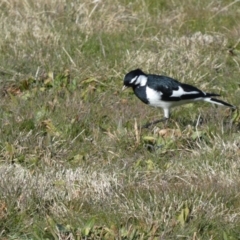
204;93;236;108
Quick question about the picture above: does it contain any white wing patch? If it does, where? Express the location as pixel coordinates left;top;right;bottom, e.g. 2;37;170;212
171;86;199;97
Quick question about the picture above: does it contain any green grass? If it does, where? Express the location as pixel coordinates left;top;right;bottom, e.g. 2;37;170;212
0;0;240;239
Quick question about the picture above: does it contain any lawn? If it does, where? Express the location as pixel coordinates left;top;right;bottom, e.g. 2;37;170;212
0;0;240;239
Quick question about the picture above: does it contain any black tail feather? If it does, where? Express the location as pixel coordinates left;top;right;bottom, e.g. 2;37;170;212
210;97;236;108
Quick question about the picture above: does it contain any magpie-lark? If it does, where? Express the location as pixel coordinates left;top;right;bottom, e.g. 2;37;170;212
123;69;235;127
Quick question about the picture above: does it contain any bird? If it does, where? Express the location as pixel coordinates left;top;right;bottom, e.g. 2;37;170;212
122;68;235;128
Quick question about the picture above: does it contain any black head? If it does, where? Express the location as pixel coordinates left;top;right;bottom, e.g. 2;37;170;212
123;69;146;90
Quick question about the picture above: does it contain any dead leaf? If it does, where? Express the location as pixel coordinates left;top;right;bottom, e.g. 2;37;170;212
158;128;182;138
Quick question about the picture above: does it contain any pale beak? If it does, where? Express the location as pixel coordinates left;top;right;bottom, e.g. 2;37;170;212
122;85;128;91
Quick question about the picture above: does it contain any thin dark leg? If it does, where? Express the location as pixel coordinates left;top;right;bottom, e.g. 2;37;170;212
141;117;169;129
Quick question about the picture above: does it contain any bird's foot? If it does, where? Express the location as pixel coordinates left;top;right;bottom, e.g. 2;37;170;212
141;118;169;129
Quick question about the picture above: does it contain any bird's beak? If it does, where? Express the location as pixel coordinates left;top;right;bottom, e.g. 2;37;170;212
122;85;128;91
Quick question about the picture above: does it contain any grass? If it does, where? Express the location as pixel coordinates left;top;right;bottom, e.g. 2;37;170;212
0;0;240;239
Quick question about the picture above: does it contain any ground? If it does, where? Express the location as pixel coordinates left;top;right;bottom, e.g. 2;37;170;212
0;0;240;239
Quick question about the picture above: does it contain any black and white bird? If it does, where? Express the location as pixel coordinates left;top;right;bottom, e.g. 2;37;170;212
122;69;235;127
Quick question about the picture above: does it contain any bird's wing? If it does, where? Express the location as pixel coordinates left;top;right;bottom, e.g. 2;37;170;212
147;74;207;101
147;74;180;97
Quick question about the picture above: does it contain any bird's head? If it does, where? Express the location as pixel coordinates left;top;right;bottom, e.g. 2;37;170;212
122;69;147;91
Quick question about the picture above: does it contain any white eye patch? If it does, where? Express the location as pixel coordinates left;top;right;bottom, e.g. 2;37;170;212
130;76;138;83
129;75;147;86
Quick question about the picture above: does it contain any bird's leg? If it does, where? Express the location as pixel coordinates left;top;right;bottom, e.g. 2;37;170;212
141;117;169;129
